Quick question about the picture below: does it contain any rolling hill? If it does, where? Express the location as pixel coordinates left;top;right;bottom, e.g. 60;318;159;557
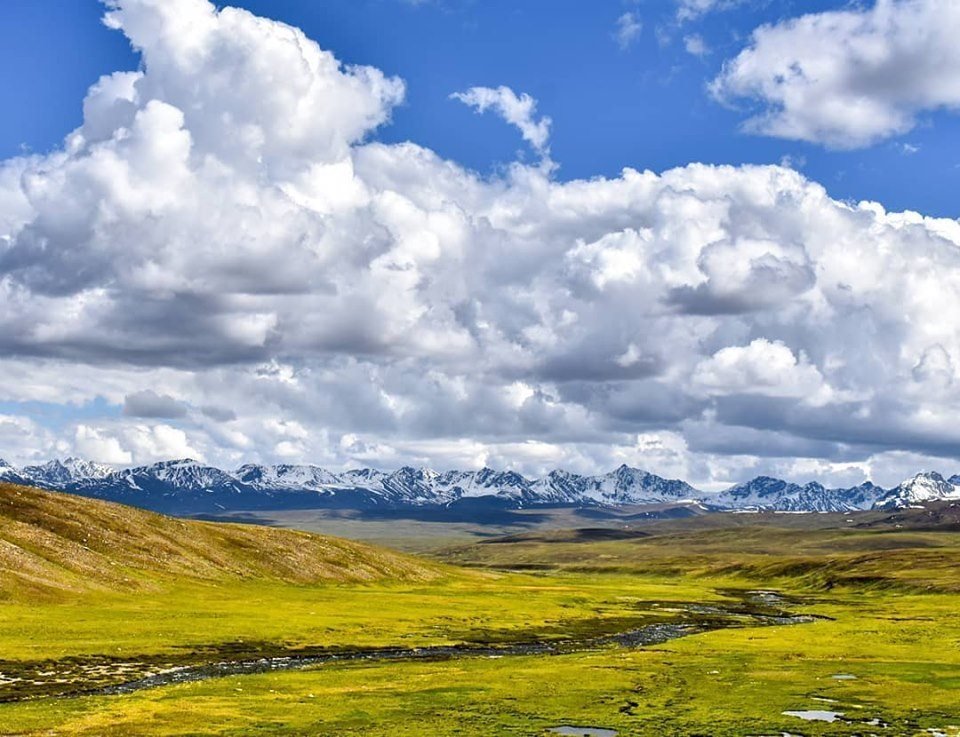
0;482;442;599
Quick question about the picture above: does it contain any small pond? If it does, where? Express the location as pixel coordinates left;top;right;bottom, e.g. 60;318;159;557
782;710;844;722
549;728;618;737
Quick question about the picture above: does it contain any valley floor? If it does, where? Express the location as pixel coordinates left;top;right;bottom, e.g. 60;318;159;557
3;496;960;735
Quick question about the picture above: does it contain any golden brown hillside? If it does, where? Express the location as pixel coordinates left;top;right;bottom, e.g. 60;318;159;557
0;483;442;599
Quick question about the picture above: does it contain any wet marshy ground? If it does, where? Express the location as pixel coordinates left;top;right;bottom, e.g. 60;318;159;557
0;590;821;703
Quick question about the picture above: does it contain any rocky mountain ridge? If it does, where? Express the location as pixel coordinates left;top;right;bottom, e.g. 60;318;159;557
2;458;958;515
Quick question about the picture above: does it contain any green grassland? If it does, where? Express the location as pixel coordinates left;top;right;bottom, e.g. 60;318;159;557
2;483;960;735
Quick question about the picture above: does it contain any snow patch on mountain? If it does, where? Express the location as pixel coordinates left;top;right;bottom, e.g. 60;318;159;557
0;459;29;485
876;472;960;510
530;465;700;506
235;464;341;492
6;457;960;516
22;457;113;485
713;476;881;512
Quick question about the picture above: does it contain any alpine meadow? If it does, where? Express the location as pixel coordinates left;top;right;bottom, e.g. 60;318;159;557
3;0;960;735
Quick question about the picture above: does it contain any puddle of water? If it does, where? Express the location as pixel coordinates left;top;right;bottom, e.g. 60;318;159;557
832;673;857;680
549;728;618;737
747;590;785;603
783;710;845;722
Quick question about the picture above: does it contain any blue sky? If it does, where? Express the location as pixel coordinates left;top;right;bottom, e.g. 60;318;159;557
2;0;958;216
1;0;960;488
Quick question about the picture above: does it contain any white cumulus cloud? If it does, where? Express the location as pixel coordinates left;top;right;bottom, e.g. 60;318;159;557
711;0;960;148
692;339;830;401
451;85;552;155
0;0;959;487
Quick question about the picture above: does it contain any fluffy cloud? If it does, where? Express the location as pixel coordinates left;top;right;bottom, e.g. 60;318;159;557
74;425;133;465
75;421;201;465
711;0;960;148
676;0;740;22
451;86;551;155
0;416;62;465
613;12;642;50
1;0;960;487
692;339;832;402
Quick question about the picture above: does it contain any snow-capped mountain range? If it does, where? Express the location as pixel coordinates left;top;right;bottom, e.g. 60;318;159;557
1;457;959;516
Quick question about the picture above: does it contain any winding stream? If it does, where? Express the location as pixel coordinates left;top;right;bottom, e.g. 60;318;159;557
0;592;820;702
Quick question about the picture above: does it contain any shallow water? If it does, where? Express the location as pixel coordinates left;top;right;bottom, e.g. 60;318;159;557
782;709;844;722
97;621;708;697
0;591;817;702
549;727;618;737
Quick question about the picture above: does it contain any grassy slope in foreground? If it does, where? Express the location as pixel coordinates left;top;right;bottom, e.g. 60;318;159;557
0;483;733;663
0;481;441;599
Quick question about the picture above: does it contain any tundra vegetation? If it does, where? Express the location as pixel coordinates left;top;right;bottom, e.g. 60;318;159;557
1;482;960;736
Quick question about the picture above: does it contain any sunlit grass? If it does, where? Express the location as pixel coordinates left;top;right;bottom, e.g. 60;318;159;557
4;484;960;735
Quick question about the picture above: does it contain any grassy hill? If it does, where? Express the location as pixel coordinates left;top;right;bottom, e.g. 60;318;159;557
3;486;960;734
0;482;441;599
441;507;960;594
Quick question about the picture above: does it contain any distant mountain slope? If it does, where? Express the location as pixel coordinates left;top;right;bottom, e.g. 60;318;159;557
855;500;960;532
0;459;30;486
876;472;960;510
532;466;700;505
67;459;261;513
0;482;441;598
6;458;717;514
22;458;112;485
714;476;884;512
4;456;960;515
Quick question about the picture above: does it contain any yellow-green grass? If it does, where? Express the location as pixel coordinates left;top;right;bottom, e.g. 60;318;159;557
4;590;960;736
443;522;960;592
0;482;443;601
0;571;730;661
3;482;960;735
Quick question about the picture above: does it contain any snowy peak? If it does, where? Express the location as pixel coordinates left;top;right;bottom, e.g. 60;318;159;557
528;465;699;505
529;469;590;503
236;464;341;491
340;468;388;486
718;476;801;505
128;459;236;488
435;467;537;501
7;455;960;516
714;476;882;512
601;465;700;503
877;472;960;510
379;466;447;503
728;476;795;495
0;459;28;484
85;459;252;501
23;457;113;485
